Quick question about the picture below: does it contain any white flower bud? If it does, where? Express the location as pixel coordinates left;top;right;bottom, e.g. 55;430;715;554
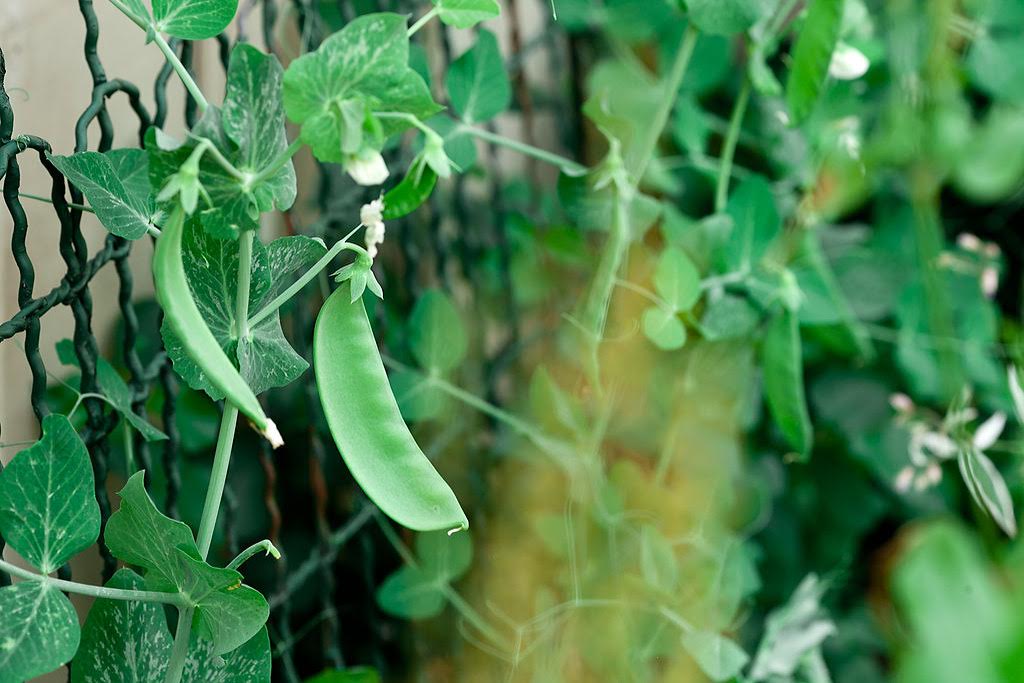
958;233;982;252
829;43;870;80
889;393;914;413
894;466;915;493
981;266;999;298
346;149;389;186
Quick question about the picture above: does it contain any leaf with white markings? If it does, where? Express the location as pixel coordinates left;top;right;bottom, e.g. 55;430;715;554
71;568;272;682
431;0;500;28
0;581;80;682
447;29;510;124
104;472;269;656
0;414;100;573
283;13;441;163
958;446;1018;537
154;0;239;40
162;228;325;399
49;150;155;240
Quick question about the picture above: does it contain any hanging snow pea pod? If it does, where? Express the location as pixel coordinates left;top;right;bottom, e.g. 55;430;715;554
153;207;282;447
313;282;468;533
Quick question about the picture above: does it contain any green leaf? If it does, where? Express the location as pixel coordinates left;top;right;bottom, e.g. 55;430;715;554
700;294;759;341
654;247;701;312
432;0;501;28
684;0;770;36
72;569;273;682
681;630;749;682
0;414;100;573
0;581;80;682
390;369;452;423
583;60;662;175
785;0;844;124
966;33;1024;105
154;0;239;40
104;472;200;586
49;150;154;240
761;310;813;458
221;43;297;217
283;13;441;163
447;29;511;123
639;526;679;593
118;0;151;21
382;165;438;220
376;530;472;619
162;228;323;399
71;569;173;683
305;668;380;683
958;446;1018;537
749;575;835;680
409;289;468;374
722;176;780;272
642;307;688;351
105;473;269;656
56;339;167;442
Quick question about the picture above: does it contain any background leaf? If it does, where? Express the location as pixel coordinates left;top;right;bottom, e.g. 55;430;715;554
409;289;468;374
761;310;813;458
0;414;100;573
447;29;511;124
49;150;154;240
786;0;844;124
432;0;501;28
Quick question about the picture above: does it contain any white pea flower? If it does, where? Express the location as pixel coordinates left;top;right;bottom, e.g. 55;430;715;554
346;149;389;186
973;412;1007;451
958;233;983;252
362;197;386;260
829;43;870;80
889;393;915;415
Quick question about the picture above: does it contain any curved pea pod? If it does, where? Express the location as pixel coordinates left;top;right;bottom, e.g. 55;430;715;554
153;208;282;447
314;283;468;533
383;166;438;220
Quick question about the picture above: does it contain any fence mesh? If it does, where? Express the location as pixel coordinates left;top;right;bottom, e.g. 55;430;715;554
0;0;579;678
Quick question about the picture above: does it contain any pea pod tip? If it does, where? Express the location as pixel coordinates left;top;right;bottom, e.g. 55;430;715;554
255;419;284;449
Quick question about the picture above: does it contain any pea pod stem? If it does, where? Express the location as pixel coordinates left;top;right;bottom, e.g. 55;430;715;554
0;558;186;607
248;224;362;328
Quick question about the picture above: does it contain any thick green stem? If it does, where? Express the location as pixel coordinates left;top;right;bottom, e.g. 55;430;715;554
715;79;751;213
458;124;587;176
164;606;195;683
248;225;362;328
249;139;303;188
151;32;209;114
631;24;700;181
0;558;185;606
407;6;440;36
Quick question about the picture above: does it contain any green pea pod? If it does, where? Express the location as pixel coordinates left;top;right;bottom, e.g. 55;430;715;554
314;283;468;533
383;166;438;220
153;207;282;447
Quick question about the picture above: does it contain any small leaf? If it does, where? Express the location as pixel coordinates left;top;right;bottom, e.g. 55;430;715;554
684;0;770;36
681;630;750;682
0;414;100;572
283;13;441;163
700;294;759;341
0;582;80;682
653;247;701;312
958;446;1018;537
409;290;468;374
49;150;154;240
432;0;501;28
56;339;167;442
447;29;511;123
153;0;239;40
376;531;473;619
761;310;813;458
785;0;844;124
640;526;679;593
722;175;780;272
749;575;835;680
642;307;688;351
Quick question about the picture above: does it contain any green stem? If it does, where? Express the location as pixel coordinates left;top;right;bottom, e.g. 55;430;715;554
715;79;751;213
19;192;95;214
107;0;149;30
441;584;513;651
631;24;699;181
407;6;441;36
457;124;588;176
164;606;195;683
0;558;184;606
249;139;303;188
579;188;631;353
227;540;281;571
124;422;135;476
190;137;246;184
151;32;209;114
248;225;362;328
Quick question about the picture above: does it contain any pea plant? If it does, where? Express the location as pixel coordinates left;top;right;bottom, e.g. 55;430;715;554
3;0;1022;680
